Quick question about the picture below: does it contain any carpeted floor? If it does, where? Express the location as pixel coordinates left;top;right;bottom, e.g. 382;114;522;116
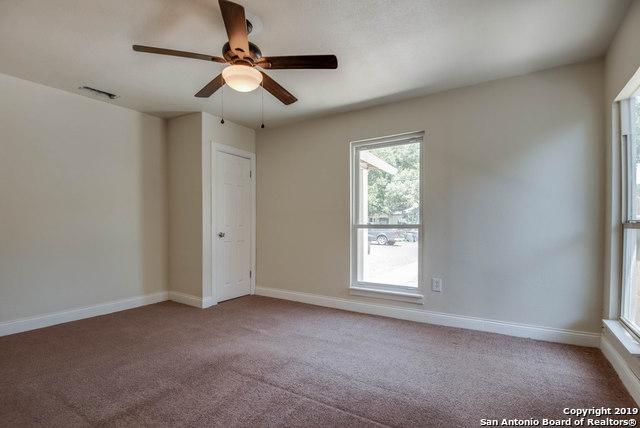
0;296;635;427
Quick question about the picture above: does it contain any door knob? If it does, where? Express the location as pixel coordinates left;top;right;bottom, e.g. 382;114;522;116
218;232;225;238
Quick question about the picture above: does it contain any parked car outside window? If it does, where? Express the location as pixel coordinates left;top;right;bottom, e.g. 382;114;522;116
368;229;402;245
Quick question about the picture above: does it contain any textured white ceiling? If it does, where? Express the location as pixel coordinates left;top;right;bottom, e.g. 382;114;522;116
0;0;631;128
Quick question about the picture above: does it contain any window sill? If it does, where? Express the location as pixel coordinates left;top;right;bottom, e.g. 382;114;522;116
603;319;640;356
349;285;424;304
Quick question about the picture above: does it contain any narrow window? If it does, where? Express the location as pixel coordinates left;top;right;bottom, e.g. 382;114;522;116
622;92;640;335
350;132;424;298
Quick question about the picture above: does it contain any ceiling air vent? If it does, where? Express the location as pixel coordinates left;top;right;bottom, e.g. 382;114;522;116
78;86;119;100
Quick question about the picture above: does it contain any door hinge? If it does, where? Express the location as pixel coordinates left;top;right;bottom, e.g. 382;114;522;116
249;270;252;278
249;170;252;178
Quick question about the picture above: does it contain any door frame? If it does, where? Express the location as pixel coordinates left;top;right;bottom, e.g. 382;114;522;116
210;142;256;304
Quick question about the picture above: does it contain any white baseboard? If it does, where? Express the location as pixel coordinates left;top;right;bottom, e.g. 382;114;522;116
0;291;169;337
168;291;211;309
601;334;640;405
0;289;217;337
255;286;601;347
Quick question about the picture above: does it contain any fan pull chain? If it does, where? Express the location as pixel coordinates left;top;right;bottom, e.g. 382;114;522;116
260;82;265;129
220;85;225;124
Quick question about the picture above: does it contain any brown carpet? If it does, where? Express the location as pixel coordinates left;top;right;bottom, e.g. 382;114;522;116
0;296;635;427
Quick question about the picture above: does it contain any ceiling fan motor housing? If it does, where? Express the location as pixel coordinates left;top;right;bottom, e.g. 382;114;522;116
222;41;262;64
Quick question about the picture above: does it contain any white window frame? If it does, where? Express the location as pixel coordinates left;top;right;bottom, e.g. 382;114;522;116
349;131;425;303
621;94;640;338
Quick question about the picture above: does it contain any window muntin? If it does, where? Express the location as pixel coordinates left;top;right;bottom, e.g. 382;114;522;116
351;132;424;294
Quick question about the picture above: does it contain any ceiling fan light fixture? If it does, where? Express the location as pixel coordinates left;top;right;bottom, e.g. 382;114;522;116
222;65;262;92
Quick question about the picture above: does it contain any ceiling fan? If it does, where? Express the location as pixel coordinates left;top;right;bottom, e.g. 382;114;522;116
132;0;338;105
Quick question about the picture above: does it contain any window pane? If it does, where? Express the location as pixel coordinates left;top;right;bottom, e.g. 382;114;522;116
623;228;640;329
356;228;418;287
357;142;420;225
630;95;640;220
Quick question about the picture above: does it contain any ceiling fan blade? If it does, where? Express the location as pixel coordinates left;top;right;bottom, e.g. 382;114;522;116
133;45;226;64
257;55;338;69
218;0;250;58
195;74;225;98
260;72;297;105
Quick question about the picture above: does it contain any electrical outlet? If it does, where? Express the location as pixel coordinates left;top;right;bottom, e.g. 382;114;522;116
431;277;443;292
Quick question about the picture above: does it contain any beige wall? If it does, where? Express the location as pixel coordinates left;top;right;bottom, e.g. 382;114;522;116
257;60;605;333
0;78;255;322
167;112;255;300
202;112;256;155
167;113;203;297
0;73;168;322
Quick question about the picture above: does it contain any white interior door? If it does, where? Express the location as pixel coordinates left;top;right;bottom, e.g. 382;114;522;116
215;151;252;302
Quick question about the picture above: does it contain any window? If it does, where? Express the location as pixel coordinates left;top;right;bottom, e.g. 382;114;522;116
621;93;640;335
350;132;424;300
